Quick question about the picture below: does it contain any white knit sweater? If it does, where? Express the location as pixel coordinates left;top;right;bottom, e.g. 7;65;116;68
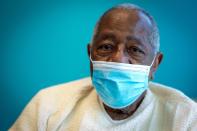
9;77;197;131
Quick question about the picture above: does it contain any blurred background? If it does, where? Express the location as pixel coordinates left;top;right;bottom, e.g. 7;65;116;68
1;0;197;130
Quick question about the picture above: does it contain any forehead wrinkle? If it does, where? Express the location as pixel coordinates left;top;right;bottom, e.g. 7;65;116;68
101;33;116;41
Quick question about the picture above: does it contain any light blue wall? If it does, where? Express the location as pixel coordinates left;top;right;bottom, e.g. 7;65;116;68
1;0;197;130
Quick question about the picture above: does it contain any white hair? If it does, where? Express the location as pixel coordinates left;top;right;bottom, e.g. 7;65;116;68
91;3;160;54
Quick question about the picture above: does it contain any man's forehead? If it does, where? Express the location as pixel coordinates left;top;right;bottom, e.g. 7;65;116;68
98;9;139;31
97;9;153;34
102;9;139;22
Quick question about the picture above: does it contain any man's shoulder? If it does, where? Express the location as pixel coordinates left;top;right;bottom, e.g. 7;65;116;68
149;82;197;129
149;82;197;108
9;78;94;130
34;77;93;108
39;77;92;96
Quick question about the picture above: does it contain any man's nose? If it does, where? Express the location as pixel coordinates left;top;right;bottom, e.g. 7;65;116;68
108;45;130;64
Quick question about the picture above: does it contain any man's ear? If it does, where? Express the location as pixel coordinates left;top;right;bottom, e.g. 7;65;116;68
87;43;91;57
150;52;163;79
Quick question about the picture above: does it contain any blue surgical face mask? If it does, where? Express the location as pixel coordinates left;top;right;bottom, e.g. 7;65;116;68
91;56;155;109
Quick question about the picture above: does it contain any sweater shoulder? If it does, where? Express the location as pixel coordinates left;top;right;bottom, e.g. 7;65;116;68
149;82;197;129
34;77;93;110
149;82;197;108
38;77;92;97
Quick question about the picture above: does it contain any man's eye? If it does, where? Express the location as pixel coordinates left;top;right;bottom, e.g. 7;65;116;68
98;44;113;51
128;47;144;55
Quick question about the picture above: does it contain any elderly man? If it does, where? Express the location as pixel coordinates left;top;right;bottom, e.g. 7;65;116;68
10;3;197;131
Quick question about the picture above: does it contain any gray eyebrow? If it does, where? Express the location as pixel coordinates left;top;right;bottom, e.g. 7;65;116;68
99;33;145;48
126;36;145;47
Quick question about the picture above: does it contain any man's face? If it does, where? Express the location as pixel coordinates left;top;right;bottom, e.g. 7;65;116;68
88;9;163;80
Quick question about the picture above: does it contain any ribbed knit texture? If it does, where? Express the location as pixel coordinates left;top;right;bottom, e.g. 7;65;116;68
9;77;197;131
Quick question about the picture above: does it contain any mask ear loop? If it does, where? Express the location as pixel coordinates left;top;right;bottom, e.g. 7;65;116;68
89;45;93;62
89;54;93;62
150;54;157;67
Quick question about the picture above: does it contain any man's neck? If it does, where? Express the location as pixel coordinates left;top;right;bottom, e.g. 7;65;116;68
103;91;147;120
